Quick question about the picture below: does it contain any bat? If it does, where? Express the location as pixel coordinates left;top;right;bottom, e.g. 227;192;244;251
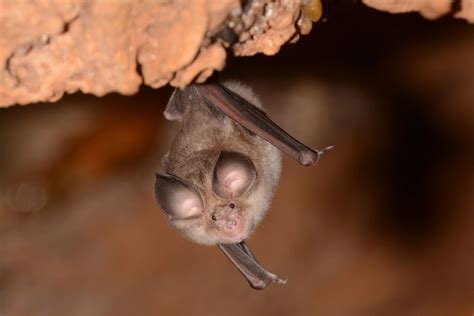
155;81;332;289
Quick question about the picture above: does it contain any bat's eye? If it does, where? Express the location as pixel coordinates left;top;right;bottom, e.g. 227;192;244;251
229;203;235;209
211;214;217;221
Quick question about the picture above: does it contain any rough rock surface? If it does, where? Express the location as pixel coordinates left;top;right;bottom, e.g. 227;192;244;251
0;0;314;107
362;0;452;19
455;0;474;22
363;0;474;21
2;0;474;107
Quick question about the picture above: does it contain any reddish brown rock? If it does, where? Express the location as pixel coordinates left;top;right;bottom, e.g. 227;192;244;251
362;0;474;22
0;0;311;107
456;0;474;23
362;0;452;19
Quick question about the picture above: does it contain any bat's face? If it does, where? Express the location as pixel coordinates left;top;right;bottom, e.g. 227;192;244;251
155;151;258;245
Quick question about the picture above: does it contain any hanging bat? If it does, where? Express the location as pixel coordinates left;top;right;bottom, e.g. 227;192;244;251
155;81;331;289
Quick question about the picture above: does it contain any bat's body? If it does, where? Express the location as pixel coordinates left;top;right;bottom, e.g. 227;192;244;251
155;82;331;289
160;82;281;246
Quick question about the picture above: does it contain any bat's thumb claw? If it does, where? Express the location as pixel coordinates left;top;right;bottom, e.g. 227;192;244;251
318;145;334;155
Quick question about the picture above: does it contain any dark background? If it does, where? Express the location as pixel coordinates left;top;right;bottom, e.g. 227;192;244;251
1;3;474;315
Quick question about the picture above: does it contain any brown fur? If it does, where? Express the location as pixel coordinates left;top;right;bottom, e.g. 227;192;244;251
159;82;281;245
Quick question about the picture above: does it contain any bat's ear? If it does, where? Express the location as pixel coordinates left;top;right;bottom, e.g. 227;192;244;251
213;152;256;199
155;173;203;219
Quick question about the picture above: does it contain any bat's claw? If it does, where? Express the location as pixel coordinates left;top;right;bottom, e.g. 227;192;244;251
249;273;287;290
317;145;334;159
319;145;334;154
273;276;288;285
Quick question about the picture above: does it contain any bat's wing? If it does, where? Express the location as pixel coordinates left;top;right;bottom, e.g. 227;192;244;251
218;242;287;290
195;83;333;166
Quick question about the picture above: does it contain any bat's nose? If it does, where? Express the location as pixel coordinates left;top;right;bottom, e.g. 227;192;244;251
225;219;238;229
218;213;245;239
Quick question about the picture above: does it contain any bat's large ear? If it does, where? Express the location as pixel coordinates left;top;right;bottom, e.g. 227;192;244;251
155;174;203;219
213;152;256;199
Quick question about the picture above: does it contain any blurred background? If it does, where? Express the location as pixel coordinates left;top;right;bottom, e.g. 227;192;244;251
1;3;474;316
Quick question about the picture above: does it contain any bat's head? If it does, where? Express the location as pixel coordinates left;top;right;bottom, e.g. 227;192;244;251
155;151;263;245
